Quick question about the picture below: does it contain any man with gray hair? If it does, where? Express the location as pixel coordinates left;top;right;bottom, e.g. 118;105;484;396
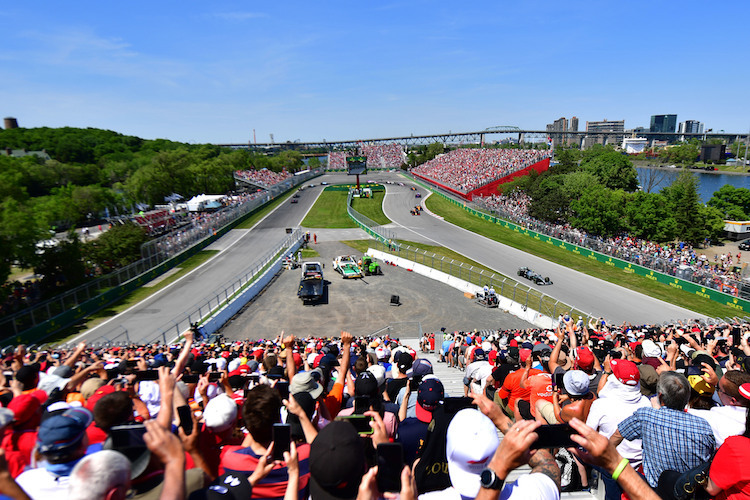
610;371;715;487
68;450;132;500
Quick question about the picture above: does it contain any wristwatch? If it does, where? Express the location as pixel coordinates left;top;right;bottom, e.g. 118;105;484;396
480;467;505;490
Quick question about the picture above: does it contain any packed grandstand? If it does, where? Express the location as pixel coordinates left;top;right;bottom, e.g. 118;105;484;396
327;144;406;171
412;148;551;192
0;319;748;500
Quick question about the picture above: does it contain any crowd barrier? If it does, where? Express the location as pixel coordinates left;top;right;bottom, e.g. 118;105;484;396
0;169;323;346
410;175;750;314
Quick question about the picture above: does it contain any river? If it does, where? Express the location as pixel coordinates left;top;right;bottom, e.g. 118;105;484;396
636;167;750;203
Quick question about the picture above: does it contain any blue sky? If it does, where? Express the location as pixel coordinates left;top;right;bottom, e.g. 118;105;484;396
2;1;749;144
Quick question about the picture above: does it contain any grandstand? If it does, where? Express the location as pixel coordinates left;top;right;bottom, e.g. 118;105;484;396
327;144;405;171
412;148;551;201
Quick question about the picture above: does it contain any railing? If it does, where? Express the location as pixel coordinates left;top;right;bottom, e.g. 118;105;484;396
59;229;305;348
370;239;595;324
470;196;750;302
1;169;323;338
346;190;397;245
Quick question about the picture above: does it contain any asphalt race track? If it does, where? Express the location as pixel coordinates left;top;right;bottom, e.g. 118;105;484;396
76;172;705;345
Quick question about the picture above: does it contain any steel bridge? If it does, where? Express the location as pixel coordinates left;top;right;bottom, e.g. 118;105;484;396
218;127;747;152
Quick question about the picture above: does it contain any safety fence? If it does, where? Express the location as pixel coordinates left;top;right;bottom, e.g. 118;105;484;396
346;188;397;246
56;229;306;348
411;175;750;314
0;169;323;344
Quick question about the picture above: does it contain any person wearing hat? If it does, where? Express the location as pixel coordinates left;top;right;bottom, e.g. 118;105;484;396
704;382;750;499
688;369;750;447
612;372;715;488
496;348;542;422
336;372;397;438
463;348;492;397
585;358;652;500
308;420;366;500
396;378;444;466
395;359;433;420
385;352;411;402
15;407;94;498
537;370;595;425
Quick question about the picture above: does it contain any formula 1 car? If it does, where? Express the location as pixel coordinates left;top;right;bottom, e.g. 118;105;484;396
298;262;325;303
332;255;363;279
415;192;422;198
517;267;553;285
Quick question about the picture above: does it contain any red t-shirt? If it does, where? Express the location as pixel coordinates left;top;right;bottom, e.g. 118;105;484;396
709;435;750;500
526;373;553;418
220;443;310;500
496;368;541;411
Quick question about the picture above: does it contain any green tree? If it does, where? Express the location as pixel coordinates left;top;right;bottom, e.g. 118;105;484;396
550;148;580;175
700;205;727;244
582;151;639;191
83;223;148;272
707;185;750;220
34;231;87;289
0;198;44;283
528;175;570;223
663;171;706;244
625;191;675;242
569;186;625;236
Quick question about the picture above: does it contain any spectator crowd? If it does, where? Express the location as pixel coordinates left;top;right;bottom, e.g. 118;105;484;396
474;193;745;296
234;169;293;189
412;149;551;193
327;145;405;171
0;317;747;499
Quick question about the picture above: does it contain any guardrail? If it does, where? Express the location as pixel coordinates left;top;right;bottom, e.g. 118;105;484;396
59;229;305;348
346;189;397;246
1;168;323;342
411;174;750;314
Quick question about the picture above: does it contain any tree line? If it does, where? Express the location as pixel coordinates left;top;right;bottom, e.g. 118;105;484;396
499;145;740;246
0;126;304;292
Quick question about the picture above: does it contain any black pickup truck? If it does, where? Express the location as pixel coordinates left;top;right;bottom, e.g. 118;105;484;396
298;262;325;303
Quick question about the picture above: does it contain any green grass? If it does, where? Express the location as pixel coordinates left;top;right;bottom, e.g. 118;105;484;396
425;195;743;318
350;190;391;225
302;191;357;228
48;250;220;344
300;247;320;258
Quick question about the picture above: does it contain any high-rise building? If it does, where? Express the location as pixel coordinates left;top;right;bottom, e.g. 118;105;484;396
678;120;704;135
650;114;677;133
546;117;568;148
583;119;625;148
545;116;580;147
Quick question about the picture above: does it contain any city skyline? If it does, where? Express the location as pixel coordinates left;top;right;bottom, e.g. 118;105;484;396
2;1;749;144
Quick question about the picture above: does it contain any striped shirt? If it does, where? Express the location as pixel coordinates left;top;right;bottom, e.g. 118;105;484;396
220;443;310;500
618;406;715;487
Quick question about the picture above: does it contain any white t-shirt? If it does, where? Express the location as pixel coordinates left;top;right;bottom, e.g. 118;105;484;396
688;404;746;447
586;379;651;465
15;467;70;500
418;473;559;500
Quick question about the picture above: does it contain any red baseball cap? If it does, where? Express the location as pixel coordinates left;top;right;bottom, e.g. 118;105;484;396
518;349;532;363
610;359;640;386
575;347;595;369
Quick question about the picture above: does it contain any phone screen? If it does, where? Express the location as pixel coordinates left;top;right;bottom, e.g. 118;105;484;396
272;423;291;461
353;396;370;415
177;405;193;435
532;424;577;449
552;373;564;390
134;370;159;381
108;424;147;449
208;372;222;382
181;374;199;384
377;443;404;493
335;415;374;435
275;381;290;400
